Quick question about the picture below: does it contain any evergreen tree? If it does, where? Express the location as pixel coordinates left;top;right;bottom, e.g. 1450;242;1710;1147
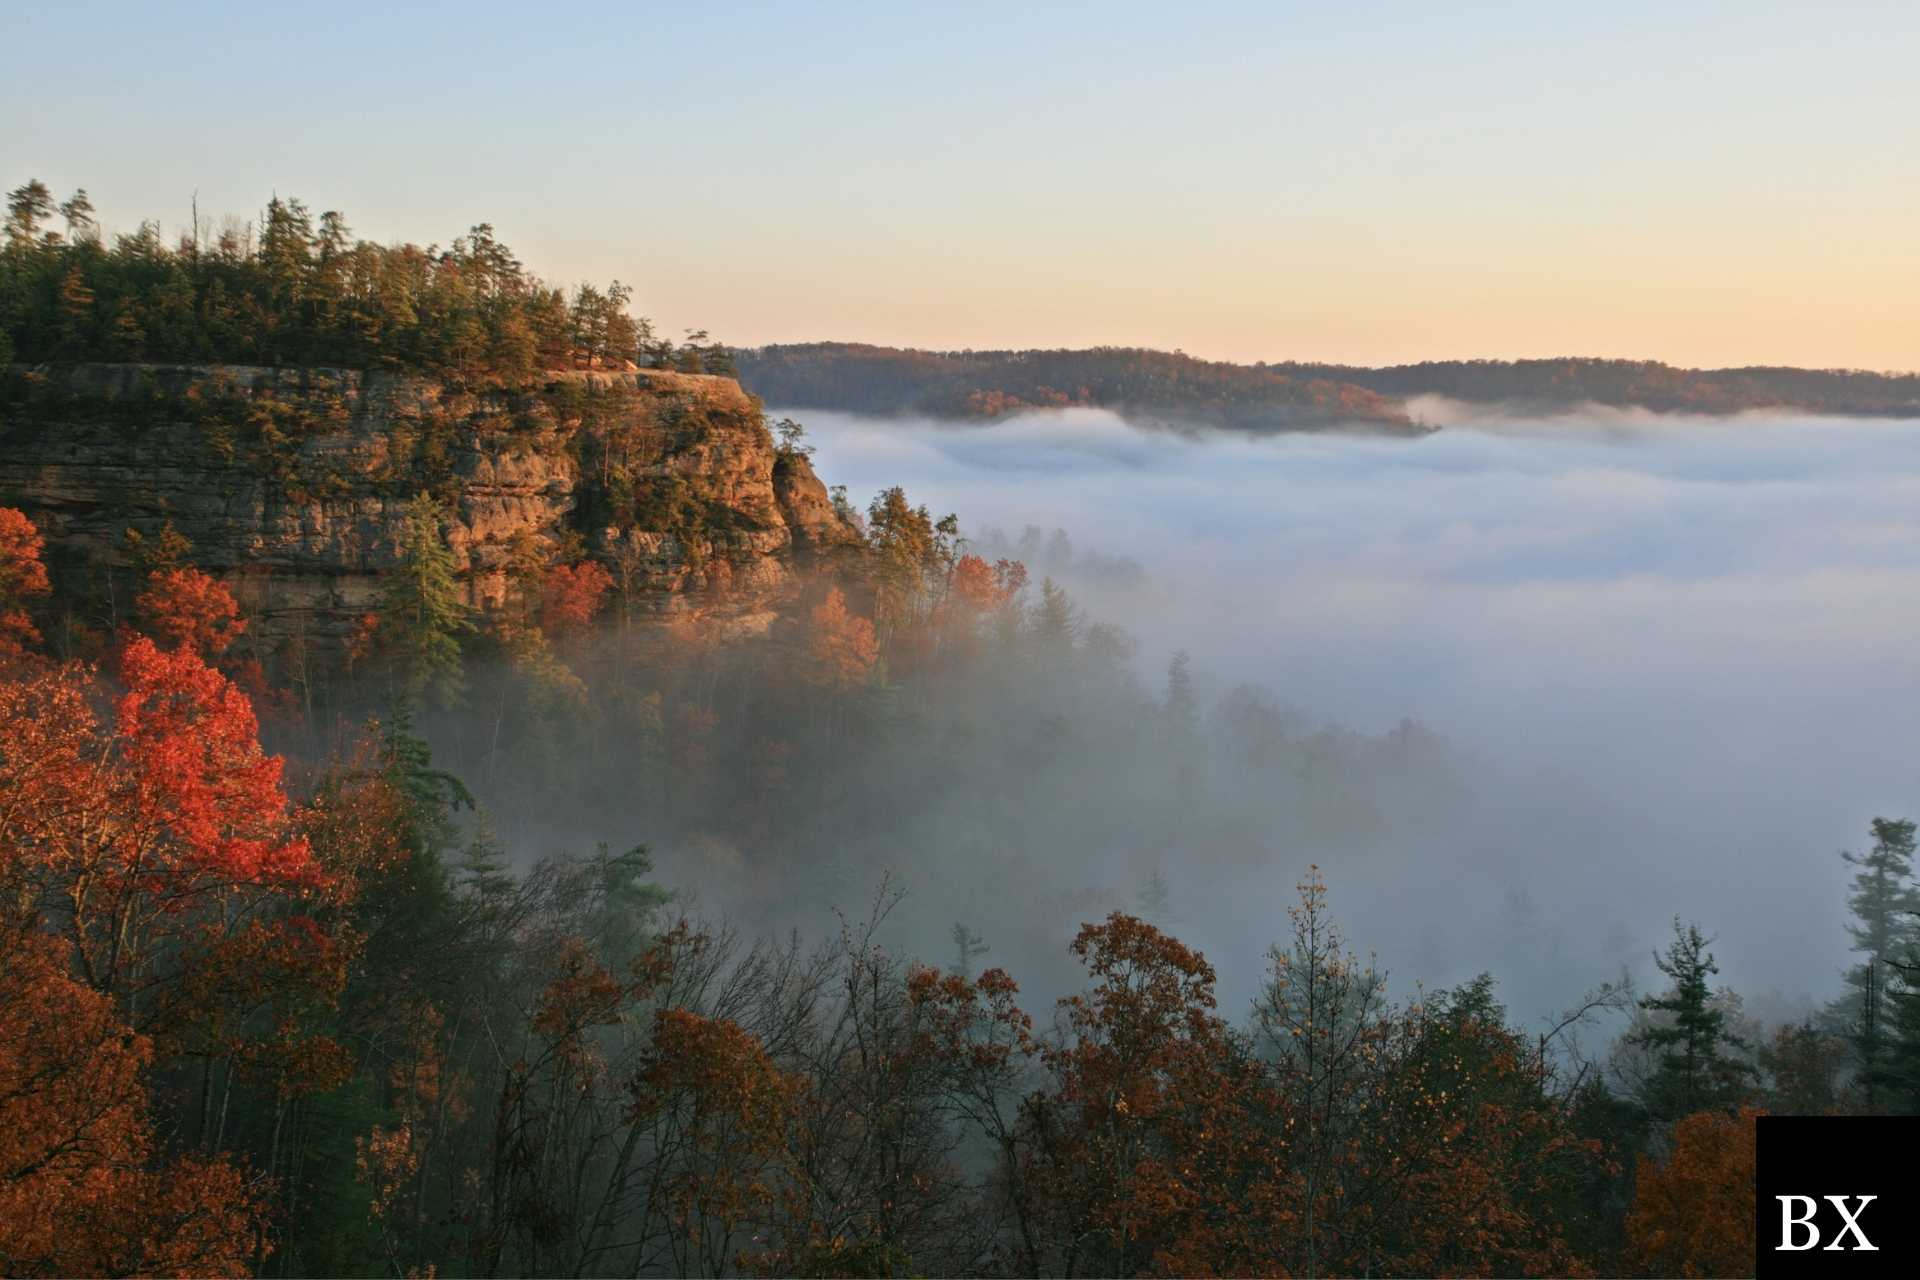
57;188;95;242
950;922;990;979
1137;866;1173;924
0;180;670;381
379;493;472;708
1029;577;1080;660
1628;919;1753;1123
1876;955;1920;1112
1838;818;1920;1104
4;179;53;249
1164;649;1198;740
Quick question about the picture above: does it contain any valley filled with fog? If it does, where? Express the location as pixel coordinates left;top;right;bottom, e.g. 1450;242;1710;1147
784;405;1920;1021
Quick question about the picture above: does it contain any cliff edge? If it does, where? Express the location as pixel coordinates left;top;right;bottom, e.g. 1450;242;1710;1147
0;362;862;667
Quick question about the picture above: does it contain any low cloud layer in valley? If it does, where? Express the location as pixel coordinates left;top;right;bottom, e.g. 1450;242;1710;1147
786;405;1920;1020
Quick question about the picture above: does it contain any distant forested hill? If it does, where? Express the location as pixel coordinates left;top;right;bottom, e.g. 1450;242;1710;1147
731;342;1417;432
1278;357;1920;418
735;343;1920;427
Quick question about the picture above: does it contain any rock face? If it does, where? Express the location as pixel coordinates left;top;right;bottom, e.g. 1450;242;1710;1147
0;363;863;666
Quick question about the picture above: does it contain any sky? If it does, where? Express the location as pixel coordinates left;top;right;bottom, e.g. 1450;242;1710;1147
787;404;1920;1012
4;0;1915;369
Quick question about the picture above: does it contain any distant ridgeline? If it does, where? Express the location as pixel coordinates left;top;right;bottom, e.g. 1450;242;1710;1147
733;342;1920;427
731;343;1418;433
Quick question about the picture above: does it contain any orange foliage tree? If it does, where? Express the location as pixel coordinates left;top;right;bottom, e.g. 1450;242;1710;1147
937;554;1027;657
1625;1107;1758;1279
541;559;615;635
0;627;354;1275
136;566;247;657
804;587;878;692
0;921;270;1276
630;1007;803;1276
0;506;51;663
1015;913;1270;1278
998;897;1609;1278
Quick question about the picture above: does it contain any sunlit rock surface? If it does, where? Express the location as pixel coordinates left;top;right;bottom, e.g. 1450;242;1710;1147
0;362;863;665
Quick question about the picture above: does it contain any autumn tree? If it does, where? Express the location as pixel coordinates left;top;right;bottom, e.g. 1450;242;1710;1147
805;586;878;693
0;930;271;1277
768;894;1036;1276
1624;1107;1758;1278
0;507;50;663
629;1007;801;1276
939;553;1026;658
1760;1021;1849;1114
0;644;329;1278
135;566;247;657
0;643;341;1136
540;558;615;636
1015;912;1263;1277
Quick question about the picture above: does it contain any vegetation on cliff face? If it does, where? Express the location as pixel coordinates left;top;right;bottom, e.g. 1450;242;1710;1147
734;342;1920;427
0;356;861;709
1;180;733;382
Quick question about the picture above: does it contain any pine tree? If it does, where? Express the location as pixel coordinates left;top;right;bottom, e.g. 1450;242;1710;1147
950;922;990;979
1868;959;1920;1112
379;493;471;708
1164;650;1198;740
1629;920;1753;1123
4;179;53;249
1137;867;1173;924
58;188;95;242
1838;818;1920;1104
1030;578;1079;660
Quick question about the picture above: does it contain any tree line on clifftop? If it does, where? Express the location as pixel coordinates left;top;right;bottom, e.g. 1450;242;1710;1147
1;180;732;383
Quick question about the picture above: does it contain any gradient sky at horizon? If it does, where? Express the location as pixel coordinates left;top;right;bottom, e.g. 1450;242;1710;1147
5;0;1916;369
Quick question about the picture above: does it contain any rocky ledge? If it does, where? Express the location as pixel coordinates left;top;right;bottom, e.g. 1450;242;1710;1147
0;362;863;666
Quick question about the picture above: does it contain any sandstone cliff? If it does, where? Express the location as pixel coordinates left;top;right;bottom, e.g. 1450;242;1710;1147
0;362;861;666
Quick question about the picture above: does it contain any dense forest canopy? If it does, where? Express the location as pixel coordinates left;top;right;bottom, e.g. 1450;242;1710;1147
0;180;734;382
3;465;1913;1277
734;342;1920;427
11;483;1904;1280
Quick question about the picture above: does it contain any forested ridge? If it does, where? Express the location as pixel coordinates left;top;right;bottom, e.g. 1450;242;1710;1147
734;342;1920;426
731;343;1416;432
3;179;1912;1280
0;180;733;381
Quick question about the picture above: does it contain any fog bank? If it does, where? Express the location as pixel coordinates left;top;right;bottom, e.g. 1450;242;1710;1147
788;406;1920;1012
